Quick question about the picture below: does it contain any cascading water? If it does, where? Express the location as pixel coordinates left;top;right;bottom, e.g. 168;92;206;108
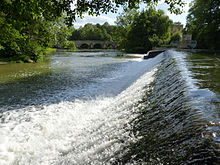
0;51;162;165
113;50;219;164
0;50;219;165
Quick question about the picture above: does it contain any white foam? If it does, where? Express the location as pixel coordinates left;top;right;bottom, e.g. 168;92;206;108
168;50;216;97
168;50;219;130
0;54;163;165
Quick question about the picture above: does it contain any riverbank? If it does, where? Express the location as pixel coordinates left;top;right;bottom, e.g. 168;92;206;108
178;48;220;53
0;61;9;65
153;47;220;53
0;48;57;64
44;48;57;55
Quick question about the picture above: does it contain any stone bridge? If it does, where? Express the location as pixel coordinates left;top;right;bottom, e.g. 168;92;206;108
73;40;117;49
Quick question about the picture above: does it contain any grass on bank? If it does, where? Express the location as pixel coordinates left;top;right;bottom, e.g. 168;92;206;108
44;48;57;55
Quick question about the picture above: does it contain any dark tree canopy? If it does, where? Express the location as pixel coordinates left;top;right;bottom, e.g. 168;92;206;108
115;8;172;53
185;0;220;49
1;0;186;25
68;0;186;25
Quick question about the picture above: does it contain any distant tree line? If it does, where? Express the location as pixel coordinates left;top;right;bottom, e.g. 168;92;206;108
69;22;118;42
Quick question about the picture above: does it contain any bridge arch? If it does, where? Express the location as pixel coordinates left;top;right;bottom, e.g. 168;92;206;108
73;40;117;49
80;43;90;49
93;43;102;49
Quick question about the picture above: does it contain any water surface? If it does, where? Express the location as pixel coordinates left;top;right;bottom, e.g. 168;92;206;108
185;51;220;95
0;50;219;164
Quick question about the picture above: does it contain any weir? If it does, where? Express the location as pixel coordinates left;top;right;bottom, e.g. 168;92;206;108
114;50;219;164
0;50;219;164
143;49;166;59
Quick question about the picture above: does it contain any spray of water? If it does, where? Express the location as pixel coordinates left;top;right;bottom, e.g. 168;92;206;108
0;54;163;165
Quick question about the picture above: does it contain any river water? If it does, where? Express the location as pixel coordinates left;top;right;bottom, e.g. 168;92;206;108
0;50;219;164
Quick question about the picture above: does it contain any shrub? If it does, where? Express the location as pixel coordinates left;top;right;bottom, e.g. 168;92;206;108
64;41;77;50
170;32;182;43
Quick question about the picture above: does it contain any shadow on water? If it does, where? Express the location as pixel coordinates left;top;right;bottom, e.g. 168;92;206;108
113;52;219;164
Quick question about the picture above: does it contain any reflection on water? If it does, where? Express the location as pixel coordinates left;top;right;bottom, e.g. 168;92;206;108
0;61;51;84
185;51;220;95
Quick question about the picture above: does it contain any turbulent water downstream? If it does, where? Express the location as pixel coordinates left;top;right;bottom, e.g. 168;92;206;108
0;50;219;164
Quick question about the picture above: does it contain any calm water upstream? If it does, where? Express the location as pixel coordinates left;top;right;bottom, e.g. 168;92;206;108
0;50;219;164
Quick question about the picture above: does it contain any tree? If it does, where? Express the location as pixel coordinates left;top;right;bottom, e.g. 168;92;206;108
0;0;186;26
185;0;220;49
0;0;63;61
0;12;54;62
70;22;117;41
170;32;182;43
115;9;139;28
114;9;139;49
173;22;182;25
70;0;185;25
51;15;75;49
117;8;172;53
0;1;75;61
0;0;186;61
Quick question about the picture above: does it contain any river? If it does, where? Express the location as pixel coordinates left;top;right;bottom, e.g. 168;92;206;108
0;50;219;164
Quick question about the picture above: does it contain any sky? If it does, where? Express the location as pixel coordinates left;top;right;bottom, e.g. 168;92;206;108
74;0;192;28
